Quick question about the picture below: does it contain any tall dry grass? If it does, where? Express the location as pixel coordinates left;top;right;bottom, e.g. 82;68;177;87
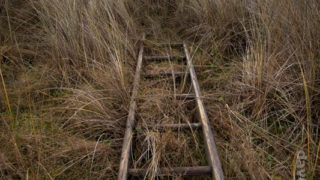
0;0;319;179
175;0;320;179
1;0;138;179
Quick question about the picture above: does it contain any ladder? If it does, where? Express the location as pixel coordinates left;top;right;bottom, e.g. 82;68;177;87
118;34;225;180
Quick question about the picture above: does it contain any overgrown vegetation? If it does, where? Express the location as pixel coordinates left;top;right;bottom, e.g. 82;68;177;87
1;0;319;179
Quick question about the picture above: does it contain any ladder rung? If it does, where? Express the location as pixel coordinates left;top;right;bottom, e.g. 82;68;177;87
136;123;201;131
175;94;196;100
144;72;189;79
144;42;184;48
158;42;184;47
128;166;211;176
144;56;186;61
141;94;195;100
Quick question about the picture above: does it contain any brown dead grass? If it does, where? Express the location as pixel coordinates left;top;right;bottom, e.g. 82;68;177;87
0;0;320;179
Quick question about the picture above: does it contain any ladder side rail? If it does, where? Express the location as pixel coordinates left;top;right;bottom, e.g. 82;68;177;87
183;42;225;180
118;33;146;180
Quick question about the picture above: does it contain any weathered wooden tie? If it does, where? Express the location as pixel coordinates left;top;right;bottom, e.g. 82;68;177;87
118;35;224;180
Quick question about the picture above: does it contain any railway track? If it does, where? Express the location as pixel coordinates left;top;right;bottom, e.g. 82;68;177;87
118;34;224;180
